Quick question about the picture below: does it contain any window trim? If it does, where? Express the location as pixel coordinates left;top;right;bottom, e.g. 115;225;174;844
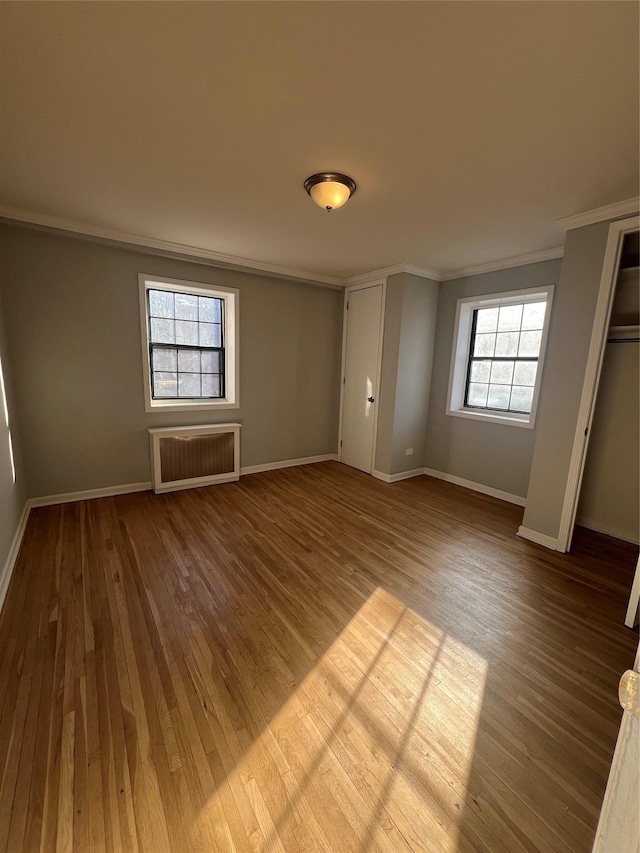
139;273;239;413
446;285;554;429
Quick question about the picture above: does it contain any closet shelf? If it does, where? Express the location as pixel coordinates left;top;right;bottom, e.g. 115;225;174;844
608;325;640;342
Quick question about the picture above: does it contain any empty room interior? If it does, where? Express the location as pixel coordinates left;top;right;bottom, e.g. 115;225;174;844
1;3;639;852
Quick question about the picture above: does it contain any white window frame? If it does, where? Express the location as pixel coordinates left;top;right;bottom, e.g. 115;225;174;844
446;285;554;429
139;273;239;413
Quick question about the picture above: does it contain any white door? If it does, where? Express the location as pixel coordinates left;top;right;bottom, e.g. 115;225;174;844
341;284;383;473
592;641;640;852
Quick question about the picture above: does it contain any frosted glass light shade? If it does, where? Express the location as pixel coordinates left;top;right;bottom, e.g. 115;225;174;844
304;173;356;212
310;181;351;211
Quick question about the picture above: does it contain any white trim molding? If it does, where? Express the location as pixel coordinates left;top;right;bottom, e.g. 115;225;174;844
372;468;425;484
441;247;564;281
343;263;442;287
28;456;339;508
517;525;558;550
0;501;32;613
557;197;640;231
29;482;152;508
446;285;555;430
240;453;337;476
0;205;344;288
139;273;240;413
423;468;526;506
3;198;636;291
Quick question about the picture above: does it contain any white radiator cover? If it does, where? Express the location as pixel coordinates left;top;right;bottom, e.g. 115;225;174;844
148;423;241;493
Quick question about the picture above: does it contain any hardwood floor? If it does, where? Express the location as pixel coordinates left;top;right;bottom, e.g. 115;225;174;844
0;461;637;852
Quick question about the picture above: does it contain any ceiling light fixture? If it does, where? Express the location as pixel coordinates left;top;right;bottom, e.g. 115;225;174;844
304;172;356;212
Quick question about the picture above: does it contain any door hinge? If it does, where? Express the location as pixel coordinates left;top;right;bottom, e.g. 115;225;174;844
346;301;349;310
343;376;346;384
340;440;342;448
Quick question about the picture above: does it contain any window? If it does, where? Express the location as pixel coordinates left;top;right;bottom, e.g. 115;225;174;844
139;274;238;412
447;286;553;428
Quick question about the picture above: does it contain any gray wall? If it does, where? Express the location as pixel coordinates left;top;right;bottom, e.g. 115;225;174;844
375;274;404;475
375;273;439;476
522;217;638;540
576;339;639;543
0;224;343;498
0;290;26;598
577;266;639;543
425;259;562;498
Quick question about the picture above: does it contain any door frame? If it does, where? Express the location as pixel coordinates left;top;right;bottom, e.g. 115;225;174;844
337;278;387;474
556;215;639;552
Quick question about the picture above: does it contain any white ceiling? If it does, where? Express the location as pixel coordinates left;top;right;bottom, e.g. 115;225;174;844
0;2;638;281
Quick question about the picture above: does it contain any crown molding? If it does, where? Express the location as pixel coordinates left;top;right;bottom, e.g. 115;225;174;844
0;204;589;289
0;205;344;288
343;262;442;287
557;197;640;231
440;246;564;281
403;263;443;281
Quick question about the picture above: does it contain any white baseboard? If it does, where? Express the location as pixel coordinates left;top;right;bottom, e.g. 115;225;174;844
240;453;337;476
423;467;526;507
29;481;152;508
372;468;425;484
517;525;559;551
575;516;639;546
0;501;32;613
25;456;339;508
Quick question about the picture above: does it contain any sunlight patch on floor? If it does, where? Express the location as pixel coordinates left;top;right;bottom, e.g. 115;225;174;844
193;586;487;851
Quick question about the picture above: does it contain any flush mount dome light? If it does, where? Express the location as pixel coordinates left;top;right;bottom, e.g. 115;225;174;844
304;172;356;212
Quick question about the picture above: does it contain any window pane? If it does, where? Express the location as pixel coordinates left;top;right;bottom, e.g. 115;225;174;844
470;360;491;383
513;361;537;386
149;290;174;318
199;323;222;347
495;332;519;356
199;297;222;323
178;373;200;397
202;374;221;397
488;384;510;409
522;302;546;330
476;308;498;333
518;330;542;357
490;361;514;384
150;318;175;344
178;349;200;373
152;347;177;372
153;372;177;397
510;385;534;413
175;293;198;321
467;383;488;407
473;334;495;357
498;304;523;331
145;283;231;405
201;350;220;373
175;320;199;346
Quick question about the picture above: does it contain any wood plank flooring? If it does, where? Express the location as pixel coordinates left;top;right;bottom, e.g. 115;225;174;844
0;461;637;852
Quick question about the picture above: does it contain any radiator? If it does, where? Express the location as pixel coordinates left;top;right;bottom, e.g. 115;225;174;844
148;423;241;493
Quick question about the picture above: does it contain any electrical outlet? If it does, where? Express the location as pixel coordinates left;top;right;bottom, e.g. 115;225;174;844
405;448;414;456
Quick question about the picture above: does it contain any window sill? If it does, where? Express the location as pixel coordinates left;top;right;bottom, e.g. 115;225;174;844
145;399;239;414
446;407;534;429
